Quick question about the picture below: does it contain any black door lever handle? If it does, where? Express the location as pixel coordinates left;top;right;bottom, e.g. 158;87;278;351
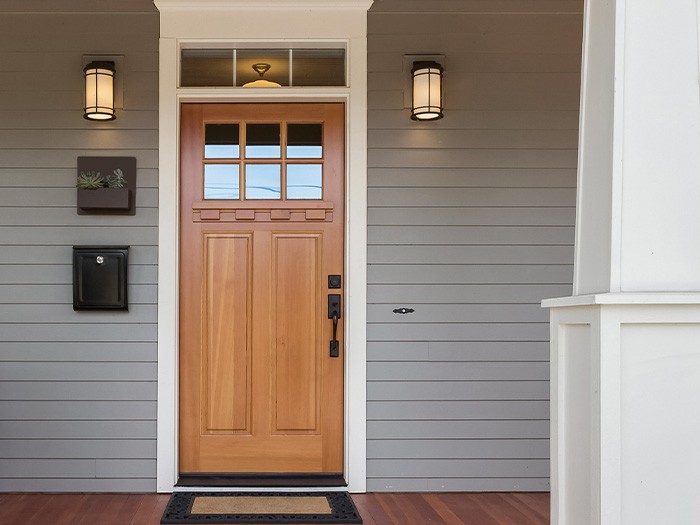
330;312;339;358
328;294;341;358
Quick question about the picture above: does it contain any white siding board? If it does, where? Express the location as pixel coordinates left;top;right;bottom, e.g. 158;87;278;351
367;1;579;490
0;3;159;490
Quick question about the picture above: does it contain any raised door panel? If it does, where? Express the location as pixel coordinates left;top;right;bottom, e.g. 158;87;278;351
202;233;252;435
272;233;322;433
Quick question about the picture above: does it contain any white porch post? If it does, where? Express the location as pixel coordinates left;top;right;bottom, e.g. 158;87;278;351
545;0;700;524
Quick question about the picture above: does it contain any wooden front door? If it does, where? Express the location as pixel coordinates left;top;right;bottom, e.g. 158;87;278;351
179;103;345;474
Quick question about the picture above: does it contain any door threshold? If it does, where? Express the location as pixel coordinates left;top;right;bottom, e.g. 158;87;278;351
177;473;347;488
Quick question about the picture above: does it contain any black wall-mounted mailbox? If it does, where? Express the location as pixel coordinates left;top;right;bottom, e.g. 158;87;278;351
73;246;129;310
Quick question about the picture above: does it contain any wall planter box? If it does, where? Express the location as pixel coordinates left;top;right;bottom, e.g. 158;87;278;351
76;156;137;215
78;187;130;210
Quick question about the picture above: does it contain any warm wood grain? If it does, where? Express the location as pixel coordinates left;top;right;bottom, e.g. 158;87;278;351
179;103;345;474
273;234;321;433
203;234;252;434
0;493;549;524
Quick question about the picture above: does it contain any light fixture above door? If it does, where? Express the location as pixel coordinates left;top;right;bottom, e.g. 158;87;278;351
243;63;282;87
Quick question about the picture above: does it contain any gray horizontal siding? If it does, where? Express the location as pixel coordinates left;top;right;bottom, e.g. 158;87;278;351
0;1;159;492
367;0;580;491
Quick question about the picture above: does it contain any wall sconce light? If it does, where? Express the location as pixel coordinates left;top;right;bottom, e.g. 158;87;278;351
411;60;443;121
83;61;116;121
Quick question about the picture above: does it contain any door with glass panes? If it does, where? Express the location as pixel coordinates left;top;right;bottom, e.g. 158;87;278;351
179;103;344;474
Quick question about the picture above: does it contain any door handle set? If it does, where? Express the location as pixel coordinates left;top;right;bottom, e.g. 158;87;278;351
328;293;341;358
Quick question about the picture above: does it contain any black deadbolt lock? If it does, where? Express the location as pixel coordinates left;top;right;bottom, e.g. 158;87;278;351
328;274;341;289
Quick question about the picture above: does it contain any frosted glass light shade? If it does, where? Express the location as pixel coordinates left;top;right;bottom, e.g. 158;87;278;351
84;61;116;121
411;61;443;121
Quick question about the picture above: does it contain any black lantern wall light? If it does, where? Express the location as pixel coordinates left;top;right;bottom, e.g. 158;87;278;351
411;60;444;121
83;61;116;121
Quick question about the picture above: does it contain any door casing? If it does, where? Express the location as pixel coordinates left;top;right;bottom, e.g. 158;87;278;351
155;2;371;492
156;50;369;495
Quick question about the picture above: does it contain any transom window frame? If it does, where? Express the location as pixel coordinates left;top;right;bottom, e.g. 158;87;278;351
179;42;349;88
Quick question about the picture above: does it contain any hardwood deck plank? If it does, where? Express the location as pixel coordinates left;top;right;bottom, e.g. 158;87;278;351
422;493;467;525
438;493;504;525
502;493;549;524
130;494;170;525
0;494;55;524
0;492;550;525
512;492;550;520
472;493;537;525
28;494;88;525
350;494;380;525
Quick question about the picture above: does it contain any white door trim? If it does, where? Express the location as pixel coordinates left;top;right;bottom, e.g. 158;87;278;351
154;2;371;493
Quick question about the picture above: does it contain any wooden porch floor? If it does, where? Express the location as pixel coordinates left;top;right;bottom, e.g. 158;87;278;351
0;492;550;524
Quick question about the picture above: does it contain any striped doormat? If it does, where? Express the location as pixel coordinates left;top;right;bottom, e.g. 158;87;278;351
161;491;362;524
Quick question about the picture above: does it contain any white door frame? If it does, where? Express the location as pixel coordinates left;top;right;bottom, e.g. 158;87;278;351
154;1;371;493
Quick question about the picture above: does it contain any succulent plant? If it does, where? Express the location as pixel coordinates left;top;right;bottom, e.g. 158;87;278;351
77;170;105;189
106;168;127;188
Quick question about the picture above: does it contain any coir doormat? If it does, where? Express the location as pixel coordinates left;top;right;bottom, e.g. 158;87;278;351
161;491;362;524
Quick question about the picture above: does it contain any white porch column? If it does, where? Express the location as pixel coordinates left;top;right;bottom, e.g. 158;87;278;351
544;0;700;524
